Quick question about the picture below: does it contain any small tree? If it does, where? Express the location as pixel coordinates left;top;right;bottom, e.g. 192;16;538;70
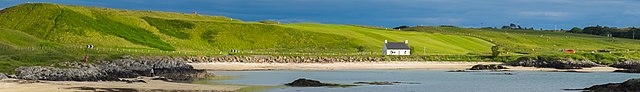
569;27;583;33
258;20;280;24
356;46;366;52
393;26;410;30
501;26;511;29
491;46;502;57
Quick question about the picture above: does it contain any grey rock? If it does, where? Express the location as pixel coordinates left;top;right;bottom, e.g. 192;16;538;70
285;78;339;87
14;57;209;81
611;60;640;70
506;57;599;69
0;73;7;79
469;64;508;70
580;78;640;92
613;69;640;73
7;74;16;78
119;55;133;59
15;66;117;81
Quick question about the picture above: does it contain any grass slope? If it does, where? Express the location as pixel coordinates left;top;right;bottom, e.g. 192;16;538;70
0;3;494;55
0;28;70;73
0;3;174;50
404;26;640;54
403;26;640;63
282;23;494;55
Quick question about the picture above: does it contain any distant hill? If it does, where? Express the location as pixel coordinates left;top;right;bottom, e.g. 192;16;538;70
0;3;495;55
402;26;640;55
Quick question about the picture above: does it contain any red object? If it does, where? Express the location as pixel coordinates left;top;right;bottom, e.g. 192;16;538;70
565;50;575;53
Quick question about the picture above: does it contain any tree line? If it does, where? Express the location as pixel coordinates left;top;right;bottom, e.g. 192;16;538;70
392;24;639;40
568;26;640;40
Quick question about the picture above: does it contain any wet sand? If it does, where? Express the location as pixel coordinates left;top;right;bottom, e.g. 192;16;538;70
0;77;244;92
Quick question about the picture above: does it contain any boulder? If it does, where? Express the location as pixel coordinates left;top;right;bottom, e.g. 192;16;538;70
506;57;599;69
7;74;16;78
286;78;328;87
581;78;640;92
609;60;640;73
613;69;640;73
611;60;640;70
0;73;7;79
285;78;351;87
469;64;508;70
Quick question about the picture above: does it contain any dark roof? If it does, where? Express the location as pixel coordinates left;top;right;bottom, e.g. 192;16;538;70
385;42;410;49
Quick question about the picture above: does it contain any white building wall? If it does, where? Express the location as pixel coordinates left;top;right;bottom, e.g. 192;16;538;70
382;46;388;55
385;49;410;55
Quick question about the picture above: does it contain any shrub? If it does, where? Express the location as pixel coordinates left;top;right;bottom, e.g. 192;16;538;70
142;17;194;39
258;20;280;24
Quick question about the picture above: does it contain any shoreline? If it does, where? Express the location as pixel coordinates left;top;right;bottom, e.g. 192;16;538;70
0;61;626;92
0;77;244;92
189;62;622;72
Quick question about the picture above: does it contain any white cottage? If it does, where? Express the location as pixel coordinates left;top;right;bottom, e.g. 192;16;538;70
382;40;410;55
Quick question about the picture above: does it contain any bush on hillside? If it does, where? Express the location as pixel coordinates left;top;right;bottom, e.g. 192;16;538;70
258;20;280;24
142;17;194;39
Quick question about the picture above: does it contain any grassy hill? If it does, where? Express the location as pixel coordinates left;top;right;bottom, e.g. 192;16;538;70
402;26;640;63
0;3;495;55
403;26;640;54
0;3;489;72
281;23;494;55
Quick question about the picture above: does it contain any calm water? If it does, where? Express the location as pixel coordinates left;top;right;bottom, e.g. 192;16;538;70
207;70;638;92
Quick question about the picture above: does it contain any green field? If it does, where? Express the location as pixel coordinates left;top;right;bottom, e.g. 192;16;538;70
401;26;640;63
403;26;640;54
1;3;640;72
0;3;495;55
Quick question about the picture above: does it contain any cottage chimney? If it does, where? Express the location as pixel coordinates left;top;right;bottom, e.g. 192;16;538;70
404;40;408;44
384;40;388;43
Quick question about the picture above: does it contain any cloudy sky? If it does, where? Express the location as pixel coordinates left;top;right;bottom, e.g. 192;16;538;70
1;0;639;29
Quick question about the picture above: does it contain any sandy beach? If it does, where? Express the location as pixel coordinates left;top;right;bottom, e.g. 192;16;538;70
189;62;621;72
0;77;244;92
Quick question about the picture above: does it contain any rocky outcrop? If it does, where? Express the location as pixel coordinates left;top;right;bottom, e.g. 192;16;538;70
285;78;356;87
506;57;599;69
613;69;640;73
611;60;640;69
15;66;118;81
98;58;207;80
14;57;209;81
286;78;332;87
611;60;640;73
0;73;8;79
579;78;640;92
469;64;508;70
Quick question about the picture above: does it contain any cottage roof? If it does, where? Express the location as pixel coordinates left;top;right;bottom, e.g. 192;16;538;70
385;42;410;49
